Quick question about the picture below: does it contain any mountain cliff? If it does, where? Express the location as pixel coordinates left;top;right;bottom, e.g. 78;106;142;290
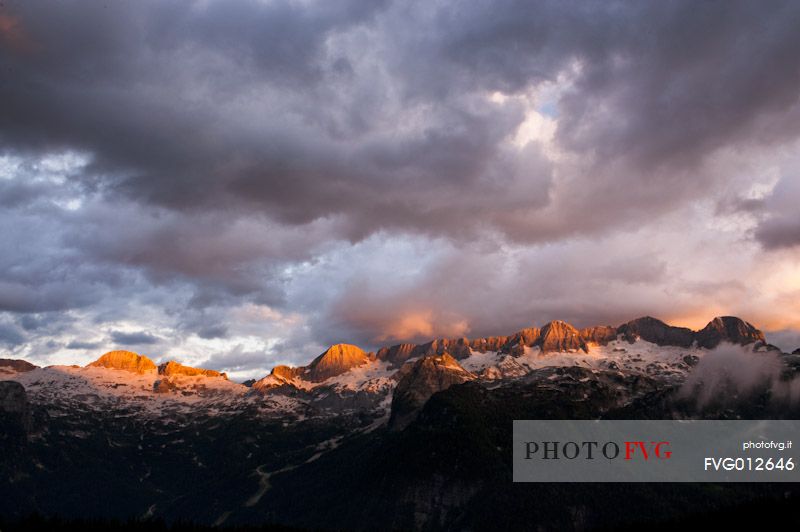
158;361;227;379
88;350;157;374
306;343;369;382
538;320;588;352
617;316;695;347
389;353;474;430
695;316;766;348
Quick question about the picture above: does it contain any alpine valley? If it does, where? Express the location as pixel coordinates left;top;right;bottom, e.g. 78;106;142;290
2;316;800;531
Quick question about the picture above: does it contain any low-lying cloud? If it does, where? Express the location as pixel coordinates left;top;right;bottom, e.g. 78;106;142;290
681;345;800;408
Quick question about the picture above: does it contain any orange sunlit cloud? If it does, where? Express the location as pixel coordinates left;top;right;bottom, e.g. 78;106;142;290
375;310;470;343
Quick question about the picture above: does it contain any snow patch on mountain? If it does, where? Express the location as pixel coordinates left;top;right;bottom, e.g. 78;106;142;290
4;365;304;418
457;339;705;383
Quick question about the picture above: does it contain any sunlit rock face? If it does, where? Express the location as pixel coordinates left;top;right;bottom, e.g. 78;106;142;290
153;378;178;394
376;343;418;368
306;344;369;382
469;335;510;353
580;325;617;346
415;338;473;360
501;327;541;356
158;360;226;379
617;316;695;348
695;316;766;349
389;353;474;430
87;350;157;374
270;365;304;381
250;364;307;392
538;320;588;353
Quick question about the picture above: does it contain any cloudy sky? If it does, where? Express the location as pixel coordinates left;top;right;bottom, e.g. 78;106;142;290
2;0;800;380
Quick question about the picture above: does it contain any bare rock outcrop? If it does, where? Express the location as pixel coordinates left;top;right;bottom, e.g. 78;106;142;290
153;378;178;394
307;344;369;382
376;343;417;367
580;326;617;346
469;335;509;353
0;358;38;373
389;354;474;430
413;338;472;360
617;317;694;348
270;365;305;381
88;351;157;374
539;320;588;353
158;360;226;379
502;327;541;356
695;316;766;349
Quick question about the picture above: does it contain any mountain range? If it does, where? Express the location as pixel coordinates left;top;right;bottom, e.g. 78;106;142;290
2;315;800;530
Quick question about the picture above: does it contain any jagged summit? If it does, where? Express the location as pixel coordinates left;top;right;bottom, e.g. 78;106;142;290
389;353;474;430
306;343;369;382
270;365;304;381
539;320;588;353
502;327;541;355
88;351;157;374
260;315;770;386
580;325;617;345
376;343;417;367
695;316;766;349
6;315;774;397
617;316;695;347
158;361;227;379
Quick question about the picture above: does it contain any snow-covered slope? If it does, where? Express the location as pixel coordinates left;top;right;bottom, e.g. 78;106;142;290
462;339;705;384
3;364;301;420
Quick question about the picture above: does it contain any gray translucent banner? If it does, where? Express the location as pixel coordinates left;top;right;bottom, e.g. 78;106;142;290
514;420;800;482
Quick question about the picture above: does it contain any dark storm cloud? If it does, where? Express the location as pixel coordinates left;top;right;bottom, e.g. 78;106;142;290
201;347;272;374
2;0;800;359
66;340;102;350
0;322;25;347
18;314;45;331
110;330;160;346
309;240;678;349
1;0;797;250
196;325;228;340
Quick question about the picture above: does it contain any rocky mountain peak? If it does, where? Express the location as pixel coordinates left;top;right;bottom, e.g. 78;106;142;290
307;343;369;382
539;320;588;353
270;365;304;381
88;351;157;374
376;343;418;367
0;358;38;373
580;325;617;345
158;361;226;379
617;316;695;347
501;327;541;355
695;316;766;349
469;335;509;353
389;353;474;430
417;338;473;359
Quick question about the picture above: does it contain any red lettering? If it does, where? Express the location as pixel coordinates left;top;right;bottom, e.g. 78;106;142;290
654;441;671;459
